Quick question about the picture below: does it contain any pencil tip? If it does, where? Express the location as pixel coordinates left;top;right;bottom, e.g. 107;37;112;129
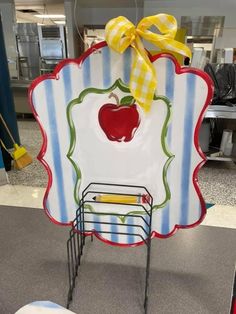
92;196;96;200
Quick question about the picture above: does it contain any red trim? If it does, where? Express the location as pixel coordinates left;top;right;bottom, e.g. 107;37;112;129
29;42;214;245
232;298;236;314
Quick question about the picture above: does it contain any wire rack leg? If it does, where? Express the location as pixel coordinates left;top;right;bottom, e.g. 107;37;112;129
66;230;85;309
144;236;152;314
66;239;73;308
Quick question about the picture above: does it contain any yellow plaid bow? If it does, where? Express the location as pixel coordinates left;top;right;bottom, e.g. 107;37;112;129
105;14;192;111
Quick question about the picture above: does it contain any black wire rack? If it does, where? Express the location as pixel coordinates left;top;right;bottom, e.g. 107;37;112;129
66;182;153;314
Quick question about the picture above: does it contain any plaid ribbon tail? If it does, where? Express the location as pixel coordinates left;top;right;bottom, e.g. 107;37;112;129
130;38;157;112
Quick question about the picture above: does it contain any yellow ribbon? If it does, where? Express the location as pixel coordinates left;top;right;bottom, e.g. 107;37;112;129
105;14;192;111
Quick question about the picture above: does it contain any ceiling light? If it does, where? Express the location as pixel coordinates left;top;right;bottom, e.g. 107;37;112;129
54;21;66;25
34;14;65;19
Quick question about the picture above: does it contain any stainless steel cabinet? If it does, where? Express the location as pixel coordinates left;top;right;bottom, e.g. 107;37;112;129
16;23;40;80
204;106;236;161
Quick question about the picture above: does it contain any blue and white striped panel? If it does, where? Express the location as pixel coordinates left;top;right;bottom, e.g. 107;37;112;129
33;74;79;223
15;301;76;314
31;45;210;244
151;57;208;235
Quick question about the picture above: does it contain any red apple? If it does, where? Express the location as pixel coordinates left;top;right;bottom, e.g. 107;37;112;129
98;92;140;142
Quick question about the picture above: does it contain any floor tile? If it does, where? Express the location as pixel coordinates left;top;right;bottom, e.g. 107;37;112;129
0;184;44;208
201;204;236;229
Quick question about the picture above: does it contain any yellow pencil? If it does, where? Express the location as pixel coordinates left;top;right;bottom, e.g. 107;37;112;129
93;194;150;204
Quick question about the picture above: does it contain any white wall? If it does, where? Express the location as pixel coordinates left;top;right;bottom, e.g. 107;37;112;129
65;0;144;57
76;6;144;25
215;29;236;49
144;1;236;26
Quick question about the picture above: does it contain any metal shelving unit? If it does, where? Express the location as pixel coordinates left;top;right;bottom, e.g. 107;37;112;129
204;105;236;162
205;105;236;119
207;155;236;161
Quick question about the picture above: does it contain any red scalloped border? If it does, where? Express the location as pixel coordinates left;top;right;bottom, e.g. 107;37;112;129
28;41;214;246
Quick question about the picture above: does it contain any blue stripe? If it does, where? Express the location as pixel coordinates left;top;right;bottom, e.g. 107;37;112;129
61;66;76;191
144;214;150;232
83;57;91;87
62;66;72;104
165;59;174;145
126;216;135;244
123;48;131;85
180;74;196;225
45;80;68;222
102;47;111;87
161;59;175;234
110;215;119;243
31;301;63;309
161;204;170;234
93;214;101;232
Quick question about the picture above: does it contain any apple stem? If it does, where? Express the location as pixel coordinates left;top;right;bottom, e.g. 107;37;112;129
109;92;119;105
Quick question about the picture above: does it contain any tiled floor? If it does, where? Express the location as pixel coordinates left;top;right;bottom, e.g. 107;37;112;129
0;120;236;230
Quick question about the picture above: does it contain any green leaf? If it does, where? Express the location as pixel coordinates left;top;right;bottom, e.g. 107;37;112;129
120;95;135;106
